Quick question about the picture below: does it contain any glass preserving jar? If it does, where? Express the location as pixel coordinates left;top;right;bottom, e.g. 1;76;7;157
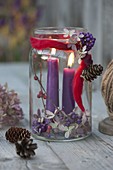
29;27;94;142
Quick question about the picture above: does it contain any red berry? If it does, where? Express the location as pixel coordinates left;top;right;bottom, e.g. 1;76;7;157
37;94;40;98
34;75;38;80
43;95;47;99
39;91;43;97
48;125;52;130
46;125;52;133
39;90;43;95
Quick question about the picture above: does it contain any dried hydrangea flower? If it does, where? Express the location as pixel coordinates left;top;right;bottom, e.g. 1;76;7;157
77;45;87;58
63;28;75;38
0;83;24;127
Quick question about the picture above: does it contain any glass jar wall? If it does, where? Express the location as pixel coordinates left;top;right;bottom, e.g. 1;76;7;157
29;27;92;141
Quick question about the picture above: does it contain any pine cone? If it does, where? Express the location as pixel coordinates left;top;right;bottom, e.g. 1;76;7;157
5;127;31;143
15;138;38;158
81;64;103;82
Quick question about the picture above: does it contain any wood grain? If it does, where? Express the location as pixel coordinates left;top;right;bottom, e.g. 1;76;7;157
0;63;113;170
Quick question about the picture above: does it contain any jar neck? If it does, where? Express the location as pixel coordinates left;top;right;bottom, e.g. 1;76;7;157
33;27;87;40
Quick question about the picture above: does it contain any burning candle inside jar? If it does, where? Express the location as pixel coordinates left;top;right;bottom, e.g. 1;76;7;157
62;52;75;114
46;48;59;113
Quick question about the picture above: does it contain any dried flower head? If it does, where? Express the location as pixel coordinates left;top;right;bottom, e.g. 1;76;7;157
0;83;24;127
64;28;96;61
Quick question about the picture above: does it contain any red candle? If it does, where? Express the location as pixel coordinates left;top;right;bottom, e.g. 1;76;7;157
62;53;75;114
46;57;59;113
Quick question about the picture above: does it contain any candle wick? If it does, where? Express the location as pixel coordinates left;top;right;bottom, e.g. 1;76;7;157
68;66;71;69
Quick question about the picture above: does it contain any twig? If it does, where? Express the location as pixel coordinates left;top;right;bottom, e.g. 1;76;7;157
39;62;46;110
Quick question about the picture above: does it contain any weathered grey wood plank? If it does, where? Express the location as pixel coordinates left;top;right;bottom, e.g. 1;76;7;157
0;63;68;170
48;135;113;170
0;63;113;170
47;91;113;170
0;130;68;170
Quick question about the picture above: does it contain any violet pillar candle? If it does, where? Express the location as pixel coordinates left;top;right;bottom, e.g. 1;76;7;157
62;53;75;114
46;57;59;112
62;68;75;114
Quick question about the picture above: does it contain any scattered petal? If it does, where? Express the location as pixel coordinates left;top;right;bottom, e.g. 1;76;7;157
82;113;87;124
82;45;87;52
64;28;69;33
54;108;59;114
70;30;75;37
50;121;59;129
85;110;90;116
58;125;68;131
65;125;75;138
79;34;84;38
77;37;81;41
45;110;55;119
63;28;75;37
65;131;70;138
38;117;44;123
68;125;75;131
63;28;69;37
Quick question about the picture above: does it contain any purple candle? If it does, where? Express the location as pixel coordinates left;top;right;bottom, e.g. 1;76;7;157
46;58;59;112
62;68;75;114
62;53;75;114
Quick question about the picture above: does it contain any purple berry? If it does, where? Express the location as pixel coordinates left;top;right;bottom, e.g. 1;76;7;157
77;119;82;124
70;119;75;123
65;122;70;127
41;125;47;132
32;119;38;126
65;119;71;127
80;32;96;51
32;119;48;134
71;113;77;119
45;119;50;124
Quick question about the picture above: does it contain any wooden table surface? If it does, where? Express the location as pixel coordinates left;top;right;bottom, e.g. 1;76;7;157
0;63;113;170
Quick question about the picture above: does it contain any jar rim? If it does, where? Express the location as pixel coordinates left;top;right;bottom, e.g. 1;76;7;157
34;27;87;35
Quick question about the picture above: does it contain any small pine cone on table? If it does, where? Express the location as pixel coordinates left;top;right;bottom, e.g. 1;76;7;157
5;127;38;158
81;64;103;82
5;127;31;143
15;138;38;158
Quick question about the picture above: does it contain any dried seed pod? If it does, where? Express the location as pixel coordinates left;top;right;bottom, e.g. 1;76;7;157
15;138;38;158
81;64;103;82
5;127;31;143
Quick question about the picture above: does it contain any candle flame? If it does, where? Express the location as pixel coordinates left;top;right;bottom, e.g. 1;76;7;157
67;53;75;67
51;48;56;55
